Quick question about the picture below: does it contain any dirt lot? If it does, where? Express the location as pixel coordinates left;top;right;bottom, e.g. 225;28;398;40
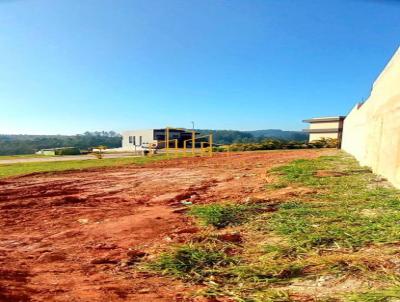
0;150;327;302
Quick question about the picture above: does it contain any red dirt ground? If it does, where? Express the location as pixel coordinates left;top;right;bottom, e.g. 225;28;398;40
0;150;327;302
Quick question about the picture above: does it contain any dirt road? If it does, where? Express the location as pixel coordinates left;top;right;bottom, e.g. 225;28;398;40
0;150;327;302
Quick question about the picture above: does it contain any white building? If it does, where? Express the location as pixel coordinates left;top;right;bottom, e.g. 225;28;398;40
121;128;196;151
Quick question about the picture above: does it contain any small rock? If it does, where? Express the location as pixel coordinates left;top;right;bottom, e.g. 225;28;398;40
78;218;89;224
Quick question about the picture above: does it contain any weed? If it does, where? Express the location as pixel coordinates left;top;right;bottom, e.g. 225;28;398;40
346;287;400;301
189;202;265;229
149;243;237;282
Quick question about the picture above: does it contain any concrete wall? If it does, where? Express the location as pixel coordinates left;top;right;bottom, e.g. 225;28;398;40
122;129;156;151
342;47;400;188
305;118;344;142
309;121;341;130
309;132;339;141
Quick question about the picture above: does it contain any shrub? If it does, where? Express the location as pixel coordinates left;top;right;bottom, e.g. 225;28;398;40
149;244;236;281
308;138;338;148
220;138;338;152
190;203;255;228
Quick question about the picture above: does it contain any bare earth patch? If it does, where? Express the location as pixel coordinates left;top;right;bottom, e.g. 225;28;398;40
0;150;327;302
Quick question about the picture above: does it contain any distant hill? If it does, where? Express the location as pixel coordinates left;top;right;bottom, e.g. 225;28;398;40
197;129;308;145
0;132;121;156
246;129;308;141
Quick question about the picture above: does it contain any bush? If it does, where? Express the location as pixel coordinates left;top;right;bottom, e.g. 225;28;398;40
190;203;252;228
189;202;267;229
218;138;338;152
308;138;338;148
149;244;236;281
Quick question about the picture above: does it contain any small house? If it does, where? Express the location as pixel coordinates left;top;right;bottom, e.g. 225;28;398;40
303;116;346;146
121;128;198;151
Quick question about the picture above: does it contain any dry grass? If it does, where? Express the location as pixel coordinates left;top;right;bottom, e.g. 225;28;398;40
147;152;400;301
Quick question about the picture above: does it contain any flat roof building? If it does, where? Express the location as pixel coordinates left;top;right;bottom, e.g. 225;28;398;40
303;116;346;146
121;128;199;151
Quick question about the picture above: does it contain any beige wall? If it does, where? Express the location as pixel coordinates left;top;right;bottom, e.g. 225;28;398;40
309;121;341;130
309;133;339;141
342;47;400;188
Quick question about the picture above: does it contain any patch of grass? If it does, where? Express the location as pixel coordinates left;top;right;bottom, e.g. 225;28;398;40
263;244;298;259
346;287;400;301
0;154;171;178
146;152;400;301
148;243;237;282
270;155;348;187
265;155;400;252
228;261;305;283
189;202;268;229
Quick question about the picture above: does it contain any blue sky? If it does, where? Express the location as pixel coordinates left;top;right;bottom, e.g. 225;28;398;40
0;0;399;134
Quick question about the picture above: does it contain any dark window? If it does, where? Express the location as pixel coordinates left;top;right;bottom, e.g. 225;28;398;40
133;136;136;145
129;136;132;144
139;136;142;145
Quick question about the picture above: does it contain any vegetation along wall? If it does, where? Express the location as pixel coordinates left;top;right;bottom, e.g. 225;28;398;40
342;47;400;188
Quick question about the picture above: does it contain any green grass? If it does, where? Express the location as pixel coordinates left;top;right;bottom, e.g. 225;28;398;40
189;202;268;229
145;152;400;301
346;287;400;301
269;156;342;187
148;243;238;282
0;154;171;178
267;156;400;252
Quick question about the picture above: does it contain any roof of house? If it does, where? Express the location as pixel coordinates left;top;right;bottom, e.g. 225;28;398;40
303;116;346;123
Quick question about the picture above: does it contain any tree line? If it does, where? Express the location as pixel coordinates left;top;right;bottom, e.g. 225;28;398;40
0;131;122;155
0;129;309;156
215;138;338;152
197;129;308;145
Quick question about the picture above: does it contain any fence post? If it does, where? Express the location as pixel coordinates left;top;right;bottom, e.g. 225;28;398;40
209;134;213;157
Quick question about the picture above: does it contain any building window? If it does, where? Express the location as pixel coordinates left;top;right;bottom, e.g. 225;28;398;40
129;136;132;144
133;136;136;145
139;136;142;145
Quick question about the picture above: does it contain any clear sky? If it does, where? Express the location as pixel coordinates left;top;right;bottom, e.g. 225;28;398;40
0;0;399;135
